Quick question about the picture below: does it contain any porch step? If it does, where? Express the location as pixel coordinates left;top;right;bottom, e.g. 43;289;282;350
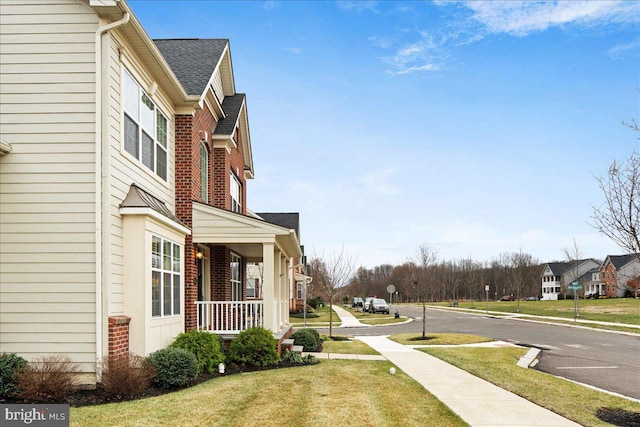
292;345;304;354
282;338;295;347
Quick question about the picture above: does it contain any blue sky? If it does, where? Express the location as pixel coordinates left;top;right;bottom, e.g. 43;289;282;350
129;1;640;268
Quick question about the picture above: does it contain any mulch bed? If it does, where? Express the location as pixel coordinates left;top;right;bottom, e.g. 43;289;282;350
596;407;640;427
0;361;310;407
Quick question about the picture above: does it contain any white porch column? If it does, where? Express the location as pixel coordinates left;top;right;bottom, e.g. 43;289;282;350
262;243;276;332
275;249;283;329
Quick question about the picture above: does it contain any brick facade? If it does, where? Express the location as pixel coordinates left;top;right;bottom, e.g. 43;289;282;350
174;102;250;332
108;316;131;359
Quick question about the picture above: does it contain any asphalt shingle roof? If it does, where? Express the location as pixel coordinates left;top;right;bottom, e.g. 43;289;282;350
214;94;245;136
607;254;639;268
257;213;300;239
153;39;228;96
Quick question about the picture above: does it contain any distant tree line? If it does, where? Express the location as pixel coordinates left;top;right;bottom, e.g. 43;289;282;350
344;250;541;304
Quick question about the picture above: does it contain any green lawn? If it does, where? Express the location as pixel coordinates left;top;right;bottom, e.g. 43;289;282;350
291;305;341;326
420;298;640;325
422;347;640;427
71;361;465;427
321;335;380;355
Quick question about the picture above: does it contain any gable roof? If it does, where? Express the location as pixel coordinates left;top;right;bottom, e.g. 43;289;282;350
604;254;639;269
541;259;598;276
153;38;228;96
214;94;246;136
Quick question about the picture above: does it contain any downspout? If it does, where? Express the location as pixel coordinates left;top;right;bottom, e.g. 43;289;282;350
94;11;130;367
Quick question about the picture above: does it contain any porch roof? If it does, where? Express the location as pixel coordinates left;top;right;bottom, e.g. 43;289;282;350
192;202;302;259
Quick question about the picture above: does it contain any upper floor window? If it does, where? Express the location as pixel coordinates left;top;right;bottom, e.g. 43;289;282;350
123;70;168;181
200;141;209;203
230;173;242;213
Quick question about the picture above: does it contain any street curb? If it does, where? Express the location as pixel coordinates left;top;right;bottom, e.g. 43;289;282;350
517;347;541;368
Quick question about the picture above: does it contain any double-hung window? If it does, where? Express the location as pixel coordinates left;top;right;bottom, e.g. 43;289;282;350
151;236;181;317
230;252;242;301
123;70;168;180
230;173;242;213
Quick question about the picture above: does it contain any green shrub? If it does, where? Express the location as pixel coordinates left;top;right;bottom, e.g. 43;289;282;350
0;353;27;397
170;330;225;374
227;327;279;367
302;354;319;365
291;328;319;351
147;347;199;388
280;350;303;364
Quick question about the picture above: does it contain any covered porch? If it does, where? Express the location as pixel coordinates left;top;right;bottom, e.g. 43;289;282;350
190;202;302;335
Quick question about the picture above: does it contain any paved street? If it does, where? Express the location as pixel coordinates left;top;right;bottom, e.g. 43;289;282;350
316;305;640;401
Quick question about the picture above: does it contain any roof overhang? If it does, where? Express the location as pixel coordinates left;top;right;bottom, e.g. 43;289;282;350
192;202;302;259
91;0;199;113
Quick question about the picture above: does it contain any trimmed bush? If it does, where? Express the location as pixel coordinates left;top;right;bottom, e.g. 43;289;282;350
16;355;79;402
0;353;27;397
147;347;199;389
291;328;319;352
98;353;156;400
302;354;319;365
227;327;279;367
280;350;303;364
170;330;225;374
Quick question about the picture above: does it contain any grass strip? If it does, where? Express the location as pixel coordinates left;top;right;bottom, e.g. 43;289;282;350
422;347;640;427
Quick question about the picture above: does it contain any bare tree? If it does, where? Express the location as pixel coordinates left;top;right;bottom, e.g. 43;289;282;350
507;251;538;312
308;248;355;337
414;244;438;339
592;150;640;255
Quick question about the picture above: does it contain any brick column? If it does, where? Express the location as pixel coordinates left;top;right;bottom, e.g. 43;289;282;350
108;316;131;359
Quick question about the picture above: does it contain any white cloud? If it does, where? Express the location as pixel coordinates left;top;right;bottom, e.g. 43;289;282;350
463;1;640;36
607;38;640;59
262;1;278;11
336;1;379;14
383;32;448;75
284;47;303;55
358;168;399;196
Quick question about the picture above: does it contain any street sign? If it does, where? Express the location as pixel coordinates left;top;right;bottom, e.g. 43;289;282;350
485;285;490;291
568;282;582;290
387;284;396;293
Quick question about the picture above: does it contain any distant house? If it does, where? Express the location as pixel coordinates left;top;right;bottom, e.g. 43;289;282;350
254;213;311;312
540;259;600;300
599;254;640;298
583;267;605;298
0;0;301;385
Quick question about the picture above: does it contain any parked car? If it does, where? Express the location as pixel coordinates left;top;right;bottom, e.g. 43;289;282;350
499;295;515;301
352;297;363;308
363;297;374;312
525;296;539;301
369;298;390;314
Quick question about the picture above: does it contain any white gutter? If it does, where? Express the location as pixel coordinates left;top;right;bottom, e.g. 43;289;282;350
94;11;130;366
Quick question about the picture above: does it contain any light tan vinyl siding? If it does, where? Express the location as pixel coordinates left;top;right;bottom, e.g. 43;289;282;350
0;0;98;371
105;30;177;316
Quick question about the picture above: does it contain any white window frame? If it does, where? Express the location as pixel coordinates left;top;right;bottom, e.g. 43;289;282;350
151;235;182;317
246;277;257;299
231;252;242;301
200;141;209;203
230;172;242;213
123;70;168;181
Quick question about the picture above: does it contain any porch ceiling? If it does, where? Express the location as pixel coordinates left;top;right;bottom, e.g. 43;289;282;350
192;202;302;258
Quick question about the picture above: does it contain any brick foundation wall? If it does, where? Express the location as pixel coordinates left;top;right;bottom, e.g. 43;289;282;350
108;316;131;359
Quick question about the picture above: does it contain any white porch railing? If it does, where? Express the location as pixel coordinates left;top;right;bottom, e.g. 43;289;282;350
195;301;264;334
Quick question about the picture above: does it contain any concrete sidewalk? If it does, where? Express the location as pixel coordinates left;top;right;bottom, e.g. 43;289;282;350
357;335;581;427
331;304;369;328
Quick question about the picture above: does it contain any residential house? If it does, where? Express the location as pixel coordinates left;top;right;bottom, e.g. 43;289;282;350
600;254;640;298
0;0;300;385
583;267;605;298
253;213;311;313
540;259;600;300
